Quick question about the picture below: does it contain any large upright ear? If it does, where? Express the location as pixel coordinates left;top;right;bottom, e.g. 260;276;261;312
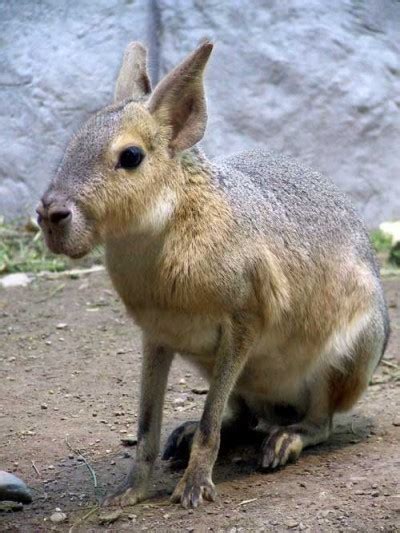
114;42;151;103
147;41;213;153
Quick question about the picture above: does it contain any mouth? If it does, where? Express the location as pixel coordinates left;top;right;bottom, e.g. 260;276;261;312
68;249;90;260
39;218;95;260
42;229;93;259
37;196;97;260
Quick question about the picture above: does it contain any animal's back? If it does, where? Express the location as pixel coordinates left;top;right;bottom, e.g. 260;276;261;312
212;148;376;271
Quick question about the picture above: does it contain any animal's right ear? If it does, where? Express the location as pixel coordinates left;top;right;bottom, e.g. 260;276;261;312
114;42;151;103
146;41;213;154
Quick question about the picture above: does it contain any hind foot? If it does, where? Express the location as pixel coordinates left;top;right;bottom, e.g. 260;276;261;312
259;418;331;471
259;427;304;470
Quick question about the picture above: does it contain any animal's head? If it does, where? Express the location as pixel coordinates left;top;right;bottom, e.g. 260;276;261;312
37;41;213;258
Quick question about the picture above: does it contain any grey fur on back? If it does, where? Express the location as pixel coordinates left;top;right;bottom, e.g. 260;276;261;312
211;148;390;351
211;148;376;271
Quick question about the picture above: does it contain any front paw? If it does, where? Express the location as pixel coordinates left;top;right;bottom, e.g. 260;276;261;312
171;471;216;508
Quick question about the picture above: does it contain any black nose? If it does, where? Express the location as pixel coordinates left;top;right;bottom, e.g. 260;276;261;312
36;202;72;227
48;207;71;225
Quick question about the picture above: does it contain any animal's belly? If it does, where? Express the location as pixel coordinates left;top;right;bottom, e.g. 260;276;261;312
238;333;319;404
134;309;320;404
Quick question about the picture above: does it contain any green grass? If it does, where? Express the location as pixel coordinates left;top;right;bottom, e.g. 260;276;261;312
389;244;400;266
0;219;102;274
370;229;393;254
0;222;67;274
370;229;400;267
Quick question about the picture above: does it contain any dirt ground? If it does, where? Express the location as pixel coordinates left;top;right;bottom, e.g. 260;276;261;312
0;270;399;532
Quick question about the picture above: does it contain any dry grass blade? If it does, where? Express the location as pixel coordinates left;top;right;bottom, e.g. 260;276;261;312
68;505;99;533
31;460;41;477
65;438;99;500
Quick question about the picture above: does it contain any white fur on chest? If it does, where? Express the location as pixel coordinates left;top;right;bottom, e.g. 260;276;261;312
136;188;177;233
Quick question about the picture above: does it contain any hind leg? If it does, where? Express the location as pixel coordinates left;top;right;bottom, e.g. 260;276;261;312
259;381;332;470
259;321;385;470
163;394;256;463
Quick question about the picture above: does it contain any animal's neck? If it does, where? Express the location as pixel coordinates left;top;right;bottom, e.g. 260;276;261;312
104;148;236;311
104;146;223;253
179;146;214;179
124;147;217;239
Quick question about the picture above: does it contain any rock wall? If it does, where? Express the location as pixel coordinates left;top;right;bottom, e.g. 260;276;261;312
1;0;400;226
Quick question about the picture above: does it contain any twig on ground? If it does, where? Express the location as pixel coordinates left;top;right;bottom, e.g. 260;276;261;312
382;360;399;370
238;497;258;506
37;282;65;303
350;418;365;438
37;265;104;280
31;460;41;477
68;505;99;533
65;438;98;493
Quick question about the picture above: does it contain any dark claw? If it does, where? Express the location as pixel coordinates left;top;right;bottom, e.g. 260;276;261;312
172;472;216;508
258;428;303;471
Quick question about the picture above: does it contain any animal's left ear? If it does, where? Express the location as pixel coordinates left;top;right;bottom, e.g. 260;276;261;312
147;41;213;153
114;42;151;103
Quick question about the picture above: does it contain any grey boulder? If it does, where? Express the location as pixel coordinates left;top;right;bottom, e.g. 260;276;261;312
0;471;32;504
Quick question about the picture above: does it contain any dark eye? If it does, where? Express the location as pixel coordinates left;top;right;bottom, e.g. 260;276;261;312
118;146;144;169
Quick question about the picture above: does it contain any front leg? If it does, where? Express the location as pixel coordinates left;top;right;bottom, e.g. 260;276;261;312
103;338;173;506
171;315;255;508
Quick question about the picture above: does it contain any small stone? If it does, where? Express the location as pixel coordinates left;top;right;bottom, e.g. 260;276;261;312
56;323;68;330
0;273;31;288
387;494;400;512
191;387;208;395
0;471;32;504
121;435;137;446
285;519;299;528
41;403;48;410
173;397;186;406
98;509;123;524
319;510;333;518
392;417;400;427
50;511;67;523
0;501;24;512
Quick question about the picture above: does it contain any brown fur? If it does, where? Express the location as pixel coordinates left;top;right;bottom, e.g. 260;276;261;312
37;41;389;509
